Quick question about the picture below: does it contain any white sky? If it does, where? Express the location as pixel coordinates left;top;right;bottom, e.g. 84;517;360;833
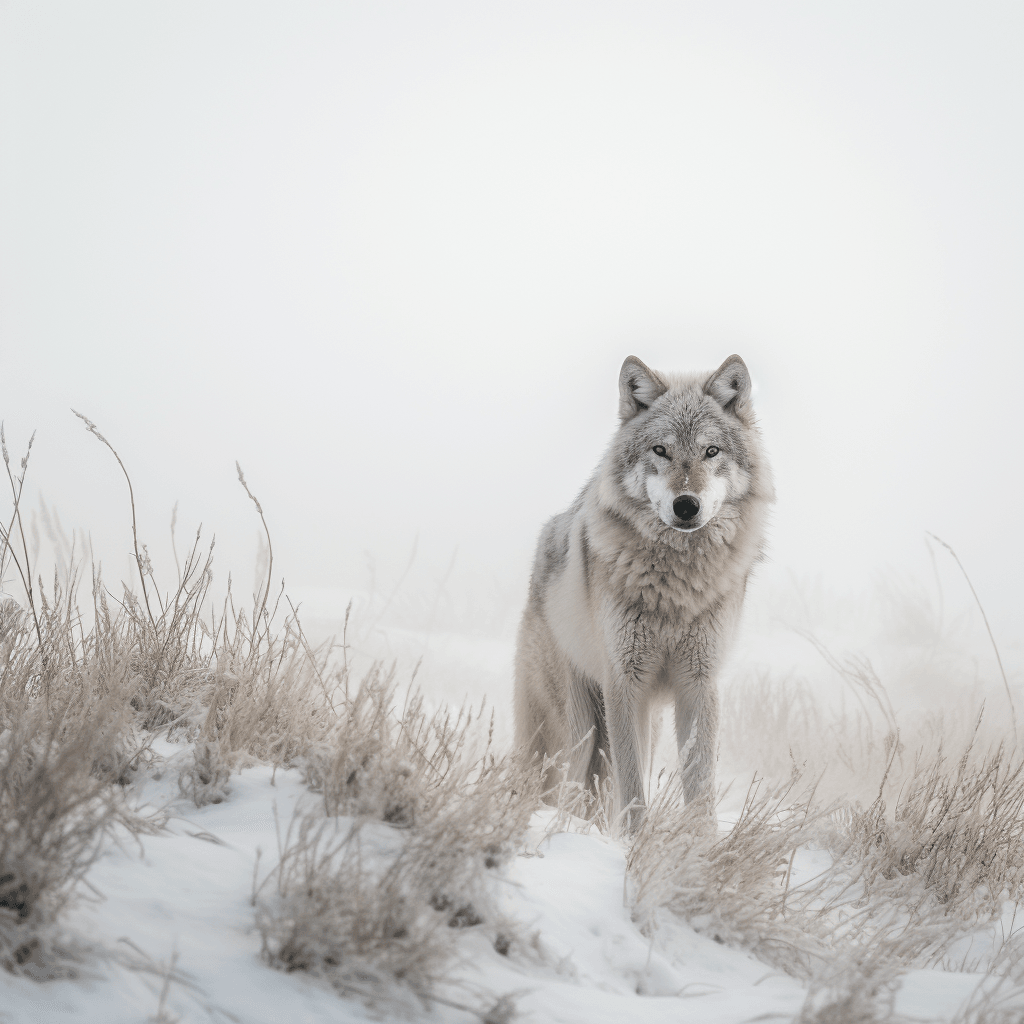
1;2;1021;636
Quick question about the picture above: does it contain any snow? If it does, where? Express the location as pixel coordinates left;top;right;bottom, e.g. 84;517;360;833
2;594;1016;1023
2;754;808;1024
500;823;807;1021
0;744;994;1024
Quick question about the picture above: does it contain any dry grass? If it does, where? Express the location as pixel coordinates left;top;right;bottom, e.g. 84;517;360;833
627;746;1024;1018
0;572;140;974
824;734;1024;927
629;772;828;969
1;416;542;1015
6;411;1024;1020
255;815;455;1009
255;664;544;1016
629;553;1024;1019
1;426;149;975
0;420;336;975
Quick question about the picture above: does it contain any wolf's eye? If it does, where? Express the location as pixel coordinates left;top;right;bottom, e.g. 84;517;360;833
652;445;668;458
705;446;720;458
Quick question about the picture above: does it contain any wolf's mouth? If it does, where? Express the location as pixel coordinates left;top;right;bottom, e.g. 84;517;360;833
669;521;705;533
658;508;708;533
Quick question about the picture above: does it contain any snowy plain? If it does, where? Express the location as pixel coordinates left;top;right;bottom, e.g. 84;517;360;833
1;752;810;1024
2;579;1021;1024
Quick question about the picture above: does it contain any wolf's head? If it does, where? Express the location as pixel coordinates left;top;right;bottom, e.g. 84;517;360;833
608;354;763;536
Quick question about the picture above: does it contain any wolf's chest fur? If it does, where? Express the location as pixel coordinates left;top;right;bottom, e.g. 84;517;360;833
593;510;740;630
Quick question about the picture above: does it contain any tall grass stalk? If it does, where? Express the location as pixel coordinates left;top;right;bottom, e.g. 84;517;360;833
927;531;1017;745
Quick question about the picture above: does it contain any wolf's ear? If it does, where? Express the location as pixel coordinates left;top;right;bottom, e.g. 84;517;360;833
705;355;752;420
618;356;668;422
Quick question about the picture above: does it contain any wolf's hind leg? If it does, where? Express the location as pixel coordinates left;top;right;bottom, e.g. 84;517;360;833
565;667;601;787
584;689;611;790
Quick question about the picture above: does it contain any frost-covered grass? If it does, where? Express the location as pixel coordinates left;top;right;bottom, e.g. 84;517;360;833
0;422;551;1018
3;419;1024;1022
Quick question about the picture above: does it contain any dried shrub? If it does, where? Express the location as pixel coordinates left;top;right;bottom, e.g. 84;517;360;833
256;816;453;1010
628;773;825;968
178;739;232;808
632;649;1024;1016
822;731;1024;928
257;672;544;1014
0;616;132;975
189;617;334;769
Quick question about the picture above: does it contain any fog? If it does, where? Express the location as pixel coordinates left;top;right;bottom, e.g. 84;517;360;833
1;2;1022;646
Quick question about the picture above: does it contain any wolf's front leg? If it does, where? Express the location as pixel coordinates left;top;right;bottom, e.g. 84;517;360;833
601;605;659;829
673;676;719;811
602;678;650;830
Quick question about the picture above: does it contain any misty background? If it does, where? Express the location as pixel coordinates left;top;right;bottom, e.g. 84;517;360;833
1;3;1021;667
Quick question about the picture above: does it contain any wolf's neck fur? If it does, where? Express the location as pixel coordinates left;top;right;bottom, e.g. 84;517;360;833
589;459;770;627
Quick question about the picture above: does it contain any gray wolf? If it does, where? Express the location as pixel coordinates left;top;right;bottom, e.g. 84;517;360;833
514;354;774;824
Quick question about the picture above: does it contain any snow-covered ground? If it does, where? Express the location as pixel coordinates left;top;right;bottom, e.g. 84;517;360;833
0;742;995;1023
2;752;797;1023
2;580;1019;1023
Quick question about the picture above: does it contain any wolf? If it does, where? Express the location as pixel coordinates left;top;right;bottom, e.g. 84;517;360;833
514;354;773;824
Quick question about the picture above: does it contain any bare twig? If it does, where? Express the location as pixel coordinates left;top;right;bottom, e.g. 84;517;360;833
927;531;1016;745
235;462;273;648
72;411;155;628
0;423;46;655
170;501;182;590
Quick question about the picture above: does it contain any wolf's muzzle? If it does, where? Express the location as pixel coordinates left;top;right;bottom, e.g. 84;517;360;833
672;494;701;523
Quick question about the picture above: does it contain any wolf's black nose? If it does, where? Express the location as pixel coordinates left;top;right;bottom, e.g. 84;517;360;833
673;495;700;522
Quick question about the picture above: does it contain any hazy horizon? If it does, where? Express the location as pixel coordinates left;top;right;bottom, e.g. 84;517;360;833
2;2;1021;644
